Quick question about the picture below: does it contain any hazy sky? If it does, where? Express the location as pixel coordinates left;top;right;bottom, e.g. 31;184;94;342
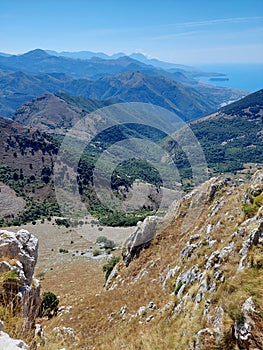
0;0;262;64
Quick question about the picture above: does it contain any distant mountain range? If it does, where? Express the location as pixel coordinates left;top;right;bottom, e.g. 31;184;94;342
0;49;195;82
0;88;262;227
45;50;195;71
0;49;246;119
10;71;243;127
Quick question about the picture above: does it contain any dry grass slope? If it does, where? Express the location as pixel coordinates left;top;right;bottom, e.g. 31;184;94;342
1;171;263;349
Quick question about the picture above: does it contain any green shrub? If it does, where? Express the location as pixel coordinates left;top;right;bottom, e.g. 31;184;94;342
55;218;70;227
39;291;59;318
242;193;263;217
6;271;18;281
59;248;68;253
96;236;115;249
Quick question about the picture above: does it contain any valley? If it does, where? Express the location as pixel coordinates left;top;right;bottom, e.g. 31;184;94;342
0;47;262;350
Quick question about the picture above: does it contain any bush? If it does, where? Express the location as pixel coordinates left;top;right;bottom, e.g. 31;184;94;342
103;256;120;281
96;236;115;249
39;291;59;318
55;218;70;227
6;271;18;281
59;248;68;253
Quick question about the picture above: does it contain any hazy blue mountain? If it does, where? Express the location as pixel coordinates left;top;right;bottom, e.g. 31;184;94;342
0;49;145;79
129;53;194;71
2;68;244;122
45;50;194;70
46;50;126;60
0;70;74;116
0;49;196;84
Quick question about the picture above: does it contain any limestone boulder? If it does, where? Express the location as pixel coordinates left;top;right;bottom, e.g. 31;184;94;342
0;229;40;323
122;216;157;266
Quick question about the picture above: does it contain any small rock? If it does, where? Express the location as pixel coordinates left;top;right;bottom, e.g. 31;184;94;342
137;306;147;317
120;305;127;319
148;301;157;311
146;315;154;322
162;265;180;290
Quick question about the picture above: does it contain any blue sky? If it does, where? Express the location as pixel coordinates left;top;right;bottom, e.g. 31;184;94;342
0;0;262;64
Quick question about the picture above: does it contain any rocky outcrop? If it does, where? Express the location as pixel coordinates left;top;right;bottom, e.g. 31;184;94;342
233;297;257;350
247;170;263;197
0;229;40;325
122;216;157;266
0;320;28;349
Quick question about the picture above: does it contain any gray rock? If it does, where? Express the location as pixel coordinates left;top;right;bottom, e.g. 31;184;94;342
205;250;220;270
53;326;76;342
137;306;147;317
122;216;157;266
176;265;203;298
238;222;263;271
249;170;263;197
0;328;28;349
180;243;198;261
120;305;127;319
202;300;211;318
206;224;213;235
104;266;118;289
0;230;40;325
189;234;201;244
233;297;258;350
161;265;180;290
233;321;251;350
206;243;234;270
208;178;227;201
148;301;157;311
213;306;224;339
146;315;154;322
242;296;256;315
0;229;38;284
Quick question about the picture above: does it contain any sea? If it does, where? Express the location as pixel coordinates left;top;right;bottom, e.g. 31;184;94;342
195;63;263;93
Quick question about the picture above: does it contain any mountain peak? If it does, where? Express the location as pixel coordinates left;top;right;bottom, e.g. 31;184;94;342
20;49;50;59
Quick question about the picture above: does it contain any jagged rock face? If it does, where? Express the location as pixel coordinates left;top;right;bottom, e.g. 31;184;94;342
0;229;38;283
122;216;157;266
0;229;40;323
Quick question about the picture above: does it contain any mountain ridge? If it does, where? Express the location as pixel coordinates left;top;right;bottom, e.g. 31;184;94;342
1;68;246;121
